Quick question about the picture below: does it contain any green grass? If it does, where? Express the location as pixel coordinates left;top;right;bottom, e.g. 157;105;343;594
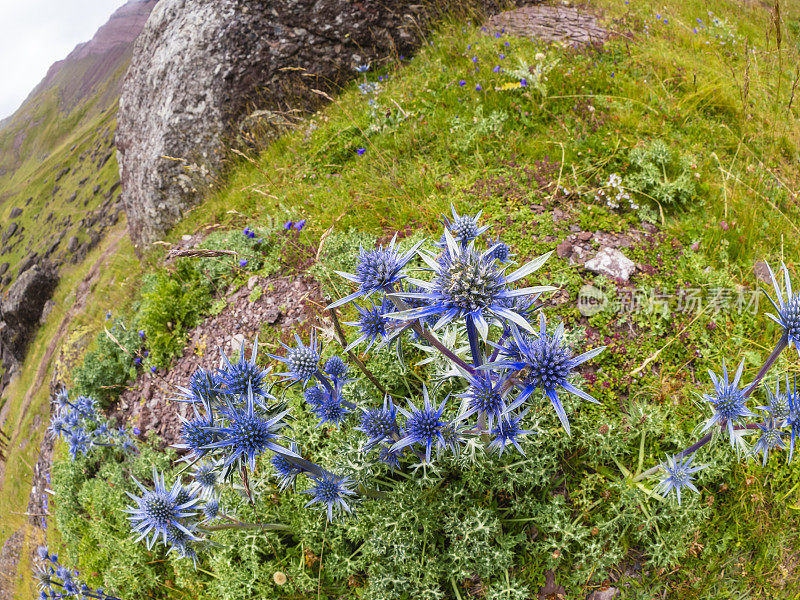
27;0;800;598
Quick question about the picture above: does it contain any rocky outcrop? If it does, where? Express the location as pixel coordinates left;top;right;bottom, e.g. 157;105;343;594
0;265;59;378
118;0;525;251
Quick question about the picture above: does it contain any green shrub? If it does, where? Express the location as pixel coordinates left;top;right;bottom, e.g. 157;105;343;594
71;320;140;407
625;139;697;218
135;263;212;368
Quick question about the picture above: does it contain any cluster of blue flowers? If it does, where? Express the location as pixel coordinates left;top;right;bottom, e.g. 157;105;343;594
652;262;800;504
35;546;122;600
48;389;137;460
119;205;606;564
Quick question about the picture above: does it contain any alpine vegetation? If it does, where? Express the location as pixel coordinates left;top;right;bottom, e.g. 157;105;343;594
34;546;123;600
638;261;800;504
114;206;606;563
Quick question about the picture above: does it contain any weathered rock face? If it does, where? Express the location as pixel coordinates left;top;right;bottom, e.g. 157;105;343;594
0;265;59;376
117;0;523;251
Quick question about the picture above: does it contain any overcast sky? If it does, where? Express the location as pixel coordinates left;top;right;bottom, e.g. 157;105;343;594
0;0;125;119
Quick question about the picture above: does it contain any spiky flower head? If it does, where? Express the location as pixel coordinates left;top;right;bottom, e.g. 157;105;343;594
202;498;220;523
304;386;326;407
758;377;791;426
392;231;554;339
488;411;531;456
329;234;424;308
270;332;320;386
219;339;273;399
272;444;303;490
302;472;356;522
67;429;92;459
784;375;800;462
177;410;217;458
439;205;490;246
753;420;786;466
323;356;349;381
656;454;705;505
190;462;218;496
438;420;468;455
345;299;396;353
357;397;400;450
314;394;350;428
207;389;297;472
174;367;221;406
124;468;202;550
490;313;604;436
391;386;447;463
701;359;755;445
764;262;800;355
489;238;512;263
458;373;511;428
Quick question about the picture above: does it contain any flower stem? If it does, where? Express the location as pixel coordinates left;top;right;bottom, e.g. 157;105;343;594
465;314;483;367
743;334;788;399
387;291;476;375
327;306;390;398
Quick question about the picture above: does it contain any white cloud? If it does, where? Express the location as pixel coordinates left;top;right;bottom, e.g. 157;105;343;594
0;0;125;119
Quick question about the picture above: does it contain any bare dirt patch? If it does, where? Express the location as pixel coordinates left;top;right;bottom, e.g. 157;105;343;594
109;275;323;448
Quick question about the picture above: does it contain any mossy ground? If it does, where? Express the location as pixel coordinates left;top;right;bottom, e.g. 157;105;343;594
10;0;800;598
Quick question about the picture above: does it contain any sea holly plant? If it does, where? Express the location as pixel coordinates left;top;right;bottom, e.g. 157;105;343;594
34;546;123;600
49;388;138;460
114;205;611;563
634;261;800;504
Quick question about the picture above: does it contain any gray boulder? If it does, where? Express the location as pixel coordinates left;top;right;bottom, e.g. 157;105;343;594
117;0;519;251
0;265;59;376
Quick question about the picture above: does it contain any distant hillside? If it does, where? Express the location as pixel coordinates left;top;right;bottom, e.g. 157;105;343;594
0;0;156;290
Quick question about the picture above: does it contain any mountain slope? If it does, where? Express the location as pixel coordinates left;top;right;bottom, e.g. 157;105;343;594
0;0;156;294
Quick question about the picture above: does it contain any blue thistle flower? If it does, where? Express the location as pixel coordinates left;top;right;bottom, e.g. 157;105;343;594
757;376;791;426
176;409;218;458
345;298;403;352
206;388;297;471
174;368;221;406
270;332;320;386
753;420;786;466
391;386;447;462
323;356;349;381
784;375;800;462
656;454;705;505
357;397;400;450
202;498;220;523
190;462;218;496
458;373;512;428
489;238;512;263
329;234;424;308
392;231;555;339
67;429;92;459
219;338;273;399
701;359;755;445
378;445;403;468
439;205;491;246
438;419;468;455
124;468;202;550
302;472;356;521
272;444;303;490
489;313;604;436
764;262;800;355
314;393;350;428
488;411;531;456
303;386;326;407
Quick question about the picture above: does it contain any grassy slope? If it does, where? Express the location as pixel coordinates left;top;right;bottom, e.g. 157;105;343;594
37;0;800;598
0;55;126;292
0;223;141;599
